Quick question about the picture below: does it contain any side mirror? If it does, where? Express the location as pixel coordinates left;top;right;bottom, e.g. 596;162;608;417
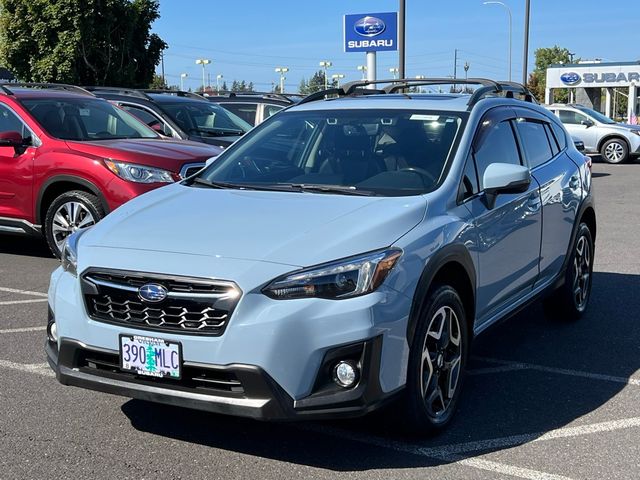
150;123;168;136
205;156;217;167
0;131;24;148
483;163;531;209
580;119;594;128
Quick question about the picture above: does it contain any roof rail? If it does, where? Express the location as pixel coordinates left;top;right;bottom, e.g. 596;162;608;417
83;86;152;100
0;83;14;95
207;91;301;103
298;77;538;109
0;82;95;97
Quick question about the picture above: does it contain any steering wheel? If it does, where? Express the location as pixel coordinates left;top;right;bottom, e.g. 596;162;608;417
399;167;436;186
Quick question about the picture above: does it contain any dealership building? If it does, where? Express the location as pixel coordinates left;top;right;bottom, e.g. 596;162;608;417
545;61;640;123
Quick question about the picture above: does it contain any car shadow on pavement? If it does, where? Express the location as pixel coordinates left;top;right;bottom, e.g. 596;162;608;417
0;234;52;258
122;271;640;471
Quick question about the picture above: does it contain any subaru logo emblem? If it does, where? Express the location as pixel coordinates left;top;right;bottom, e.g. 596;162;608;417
138;283;168;303
354;16;386;37
560;72;581;86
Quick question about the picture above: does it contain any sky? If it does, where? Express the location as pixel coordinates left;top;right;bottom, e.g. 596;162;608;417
153;0;639;92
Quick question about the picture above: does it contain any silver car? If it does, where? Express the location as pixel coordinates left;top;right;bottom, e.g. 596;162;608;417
546;104;640;164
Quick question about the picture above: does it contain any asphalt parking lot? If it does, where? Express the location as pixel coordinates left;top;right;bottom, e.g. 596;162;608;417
0;160;639;480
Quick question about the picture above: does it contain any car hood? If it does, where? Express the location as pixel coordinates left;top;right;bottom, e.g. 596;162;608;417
65;139;222;172
606;123;640;133
83;184;427;267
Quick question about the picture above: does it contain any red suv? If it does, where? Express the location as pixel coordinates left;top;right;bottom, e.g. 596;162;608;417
0;84;221;257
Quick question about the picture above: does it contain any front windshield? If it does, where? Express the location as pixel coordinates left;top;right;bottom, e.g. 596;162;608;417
161;101;252;136
22;97;159;141
576;106;616;124
196;109;465;196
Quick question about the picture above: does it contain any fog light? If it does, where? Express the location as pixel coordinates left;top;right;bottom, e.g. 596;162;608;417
47;321;58;343
333;360;359;388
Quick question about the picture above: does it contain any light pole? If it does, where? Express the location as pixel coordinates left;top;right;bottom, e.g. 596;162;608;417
195;59;211;93
464;62;470;81
319;61;332;89
275;67;289;93
180;73;188;91
357;65;367;80
522;0;531;85
389;67;399;79
483;1;512;81
216;74;223;92
331;73;345;88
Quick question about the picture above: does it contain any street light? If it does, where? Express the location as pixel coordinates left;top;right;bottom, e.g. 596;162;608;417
483;1;512;81
275;67;289;93
319;61;332;89
389;67;399;79
216;74;223;92
331;73;345;87
195;59;211;93
357;65;367;80
180;73;188;91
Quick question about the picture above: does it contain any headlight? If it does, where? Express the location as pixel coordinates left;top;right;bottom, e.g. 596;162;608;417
61;229;89;277
104;160;175;183
263;249;403;300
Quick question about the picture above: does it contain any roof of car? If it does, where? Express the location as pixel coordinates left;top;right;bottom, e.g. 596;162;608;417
1;86;98;100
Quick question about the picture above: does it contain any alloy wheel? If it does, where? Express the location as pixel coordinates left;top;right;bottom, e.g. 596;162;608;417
573;234;591;310
604;142;624;163
51;201;96;252
420;305;463;419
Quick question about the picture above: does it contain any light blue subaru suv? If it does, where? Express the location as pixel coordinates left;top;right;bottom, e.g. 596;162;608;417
46;78;596;433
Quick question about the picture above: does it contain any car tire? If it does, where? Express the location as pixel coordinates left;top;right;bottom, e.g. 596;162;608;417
600;138;629;164
397;285;469;435
44;190;104;258
544;223;594;321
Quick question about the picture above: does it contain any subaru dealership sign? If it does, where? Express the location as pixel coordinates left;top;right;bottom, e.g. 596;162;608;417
344;12;398;52
547;63;640;89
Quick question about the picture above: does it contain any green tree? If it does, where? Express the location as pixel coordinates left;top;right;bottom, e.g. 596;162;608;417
148;73;167;89
0;0;166;87
299;70;337;95
528;45;574;103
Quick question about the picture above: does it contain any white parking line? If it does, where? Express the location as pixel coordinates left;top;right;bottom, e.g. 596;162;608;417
0;286;48;297
475;356;640;386
302;424;575;480
0;326;46;334
417;417;640;457
0;298;48;306
468;364;529;375
0;360;53;377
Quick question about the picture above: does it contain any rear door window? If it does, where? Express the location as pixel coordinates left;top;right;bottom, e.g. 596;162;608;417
514;119;554;169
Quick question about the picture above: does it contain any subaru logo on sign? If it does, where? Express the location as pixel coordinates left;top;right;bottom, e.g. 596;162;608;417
354;16;386;37
138;283;168;303
560;72;581;86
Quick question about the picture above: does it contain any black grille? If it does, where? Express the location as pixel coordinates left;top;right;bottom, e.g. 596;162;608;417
82;269;241;336
78;349;244;394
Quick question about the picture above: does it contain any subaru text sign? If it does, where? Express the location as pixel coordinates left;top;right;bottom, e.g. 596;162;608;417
344;12;398;52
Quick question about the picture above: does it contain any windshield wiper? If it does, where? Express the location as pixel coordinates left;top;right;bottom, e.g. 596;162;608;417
280;183;376;196
188;177;243;189
189;128;244;137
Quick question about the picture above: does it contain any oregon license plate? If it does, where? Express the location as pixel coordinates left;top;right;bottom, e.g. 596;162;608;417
119;334;182;379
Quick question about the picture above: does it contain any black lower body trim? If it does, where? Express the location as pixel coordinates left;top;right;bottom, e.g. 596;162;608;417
46;336;399;421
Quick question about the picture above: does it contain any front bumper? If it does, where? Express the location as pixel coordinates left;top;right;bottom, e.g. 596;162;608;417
46;335;399;421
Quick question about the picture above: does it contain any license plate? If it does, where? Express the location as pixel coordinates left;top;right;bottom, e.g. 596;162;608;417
119;334;182;379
